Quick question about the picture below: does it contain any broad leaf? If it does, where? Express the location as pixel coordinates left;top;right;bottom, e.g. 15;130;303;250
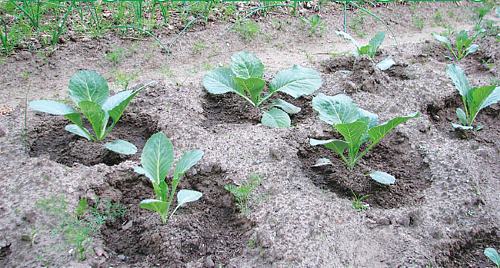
451;123;473;130
359;108;379;128
313;157;333;167
456;108;468;125
68;70;109;106
368;112;420;146
269;65;322;98
176;189;203;207
234;77;266;105
141;132;174;185
310;138;348;156
358;45;372;57
376;57;395;71
446;64;471;97
433;33;451;45
465;44;479;56
29;100;76;115
134;166;147;176
139;199;167;214
261;108;291;128
369;32;385;53
369;170;395;185
467;86;500;119
312;93;360;125
230;51;264;79
103;90;133;111
103;87;145;127
335;31;360;49
203;67;238;94
335;119;369;156
65;124;92;140
78;101;108;140
105;139;137;155
271;99;301;114
484;248;500;266
173;150;204;179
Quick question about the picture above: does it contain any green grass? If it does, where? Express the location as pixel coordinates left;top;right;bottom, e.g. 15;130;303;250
351;191;369;212
192;40;207;54
36;196;126;261
225;174;262;214
349;13;366;38
412;16;424;31
105;47;125;65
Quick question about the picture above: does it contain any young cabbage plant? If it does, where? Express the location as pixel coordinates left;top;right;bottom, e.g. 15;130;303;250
134;132;203;224
203;51;322;128
433;29;485;61
446;64;500;130
310;93;419;185
335;31;395;71
484;248;500;268
29;70;153;155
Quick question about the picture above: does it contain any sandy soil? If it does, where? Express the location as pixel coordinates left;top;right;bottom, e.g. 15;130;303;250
0;2;499;267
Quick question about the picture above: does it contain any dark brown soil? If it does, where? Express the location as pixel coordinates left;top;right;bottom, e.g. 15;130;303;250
297;132;432;209
28;112;158;166
202;92;315;127
91;167;254;267
436;228;500;268
322;55;413;93
425;95;500;146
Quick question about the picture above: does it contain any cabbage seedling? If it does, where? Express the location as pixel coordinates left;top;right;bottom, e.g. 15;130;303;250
335;31;395;70
484;248;500;268
433;29;485;61
446;64;500;130
310;93;419;185
203;51;322;128
134;132;203;224
29;70;153;155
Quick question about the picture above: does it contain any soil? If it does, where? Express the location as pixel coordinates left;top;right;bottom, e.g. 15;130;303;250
86;166;254;267
0;2;499;268
298;132;431;209
28;111;158;166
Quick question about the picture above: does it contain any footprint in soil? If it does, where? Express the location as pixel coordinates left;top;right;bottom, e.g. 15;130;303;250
436;228;500;268
28;112;158;167
201;92;314;127
90;167;254;267
426;96;500;145
298;132;431;209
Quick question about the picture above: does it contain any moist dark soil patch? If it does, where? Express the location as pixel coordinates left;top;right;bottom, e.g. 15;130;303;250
201;92;314;127
322;56;411;93
297;132;431;209
92;168;254;267
28;112;158;167
425;95;500;145
435;228;500;268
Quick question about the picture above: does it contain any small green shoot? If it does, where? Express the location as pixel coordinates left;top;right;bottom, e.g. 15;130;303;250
134;132;203;224
203;51;322;128
484;248;500;268
233;19;260;41
310;93;419;184
29;70;153;155
446;64;500;130
336;31;395;70
351;191;369;212
224;174;261;214
301;14;325;37
433;29;485;61
105;47;125;65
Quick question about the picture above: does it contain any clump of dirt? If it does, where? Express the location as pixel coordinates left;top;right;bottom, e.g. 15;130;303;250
322;56;411;92
202;92;315;126
297;132;431;209
91;167;254;267
426;95;500;145
435;228;500;268
28;112;158;166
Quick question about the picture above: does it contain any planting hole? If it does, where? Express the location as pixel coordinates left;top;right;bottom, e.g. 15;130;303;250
28;112;158;167
426;96;500;145
298;132;431;209
92;167;254;266
435;228;500;268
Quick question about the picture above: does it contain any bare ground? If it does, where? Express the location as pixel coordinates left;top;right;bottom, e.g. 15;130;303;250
0;2;499;267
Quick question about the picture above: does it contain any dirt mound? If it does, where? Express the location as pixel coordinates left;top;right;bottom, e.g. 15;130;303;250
28;112;158;166
298;132;431;209
91;167;254;267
